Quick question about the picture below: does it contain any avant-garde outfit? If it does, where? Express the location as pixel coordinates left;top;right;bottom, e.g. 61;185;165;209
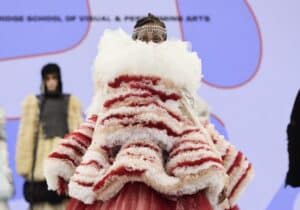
0;109;14;210
16;81;82;209
44;29;253;210
286;90;300;187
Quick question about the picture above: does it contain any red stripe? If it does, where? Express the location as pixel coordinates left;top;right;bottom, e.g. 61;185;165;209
74;180;94;187
80;124;95;132
101;108;183;126
108;75;161;88
71;132;92;143
169;157;222;175
181;128;200;136
88;115;98;122
222;148;230;161
49;152;77;166
127;100;183;122
93;167;145;191
124;142;160;153
58;176;67;195
169;146;211;159
229;164;252;198
104;93;152;108
171;139;209;152
74;139;88;150
227;152;243;174
81;160;103;170
129;83;181;102
65;132;92;149
121;121;199;138
101;145;110;154
101;113;136;124
61;143;84;156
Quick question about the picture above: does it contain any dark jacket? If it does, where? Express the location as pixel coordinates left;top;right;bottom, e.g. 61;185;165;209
286;90;300;187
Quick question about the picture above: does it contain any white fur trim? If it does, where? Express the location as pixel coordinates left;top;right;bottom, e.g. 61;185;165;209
101;103;183;124
43;158;75;191
68;181;96;204
204;169;228;210
173;161;224;177
73;168;99;183
101;112;191;136
99;127;177;151
223;148;239;170
93;29;201;90
167;150;220;171
94;157;180;201
92;28;201;97
170;142;211;156
54;145;81;165
80;148;110;168
227;161;250;194
228;165;254;207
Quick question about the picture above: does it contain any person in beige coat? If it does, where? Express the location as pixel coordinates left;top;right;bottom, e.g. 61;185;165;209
16;63;82;210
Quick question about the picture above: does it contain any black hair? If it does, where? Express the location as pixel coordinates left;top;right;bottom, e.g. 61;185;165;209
41;63;62;95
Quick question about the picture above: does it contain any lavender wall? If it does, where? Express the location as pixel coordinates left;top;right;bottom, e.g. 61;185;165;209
1;0;299;209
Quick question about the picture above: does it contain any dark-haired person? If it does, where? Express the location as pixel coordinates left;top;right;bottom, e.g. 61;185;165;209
286;90;300;187
44;14;253;210
16;63;82;210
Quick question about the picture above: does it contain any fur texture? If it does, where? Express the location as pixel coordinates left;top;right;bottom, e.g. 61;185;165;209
87;29;202;115
44;29;252;210
16;95;82;181
0;109;14;200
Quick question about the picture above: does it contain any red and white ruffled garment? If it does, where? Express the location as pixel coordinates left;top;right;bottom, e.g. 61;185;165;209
44;29;253;210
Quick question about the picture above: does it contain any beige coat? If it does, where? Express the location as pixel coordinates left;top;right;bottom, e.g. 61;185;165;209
16;95;82;181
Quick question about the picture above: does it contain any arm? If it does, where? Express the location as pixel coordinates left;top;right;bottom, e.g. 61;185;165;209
44;114;97;194
168;90;229;209
68;136;111;204
204;123;254;208
15;95;39;178
190;92;253;207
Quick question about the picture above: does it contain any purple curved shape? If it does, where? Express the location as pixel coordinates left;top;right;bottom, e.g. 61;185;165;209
0;0;90;61
267;184;300;210
210;114;229;139
176;0;262;88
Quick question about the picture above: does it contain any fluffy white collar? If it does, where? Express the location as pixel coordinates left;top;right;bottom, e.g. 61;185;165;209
92;28;202;94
